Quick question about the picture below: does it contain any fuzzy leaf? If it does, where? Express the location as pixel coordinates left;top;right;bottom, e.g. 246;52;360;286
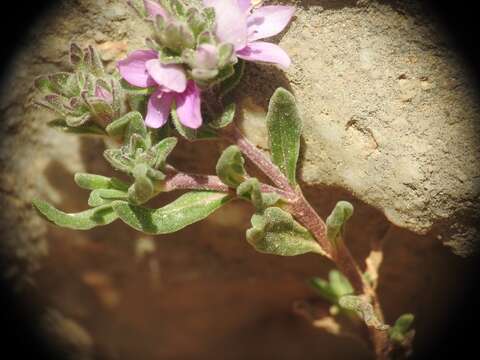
65;113;92;127
339;295;389;331
326;201;354;244
32;200;118;230
112;191;231;234
389;314;415;343
105;111;146;138
104;149;134;173
128;164;155;205
266;88;302;185
216;145;247;188
310;277;338;304
74;173;129;191
329;270;354;298
219;60;245;98
48;119;106;136
208;103;236;129
246;207;325;256
88;189;129;207
151;137;177;169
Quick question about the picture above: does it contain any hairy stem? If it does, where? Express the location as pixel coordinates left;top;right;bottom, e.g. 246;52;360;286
163;166;295;200
222;125;390;359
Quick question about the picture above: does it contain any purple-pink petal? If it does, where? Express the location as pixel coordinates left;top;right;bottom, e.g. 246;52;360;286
204;0;248;51
117;50;158;88
175;81;203;129
145;89;174;128
247;5;295;42
95;85;113;103
237;0;251;13
145;59;187;93
143;0;168;19
236;41;291;69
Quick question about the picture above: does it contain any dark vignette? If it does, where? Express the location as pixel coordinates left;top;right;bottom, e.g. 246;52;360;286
0;1;479;359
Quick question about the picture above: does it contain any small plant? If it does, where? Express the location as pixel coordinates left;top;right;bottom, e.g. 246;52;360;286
33;1;414;359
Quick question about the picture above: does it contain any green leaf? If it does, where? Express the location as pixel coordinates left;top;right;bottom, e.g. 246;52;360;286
128;164;155;205
120;79;156;95
125;111;148;140
329;270;354;298
236;178;263;209
310;277;338;304
216;145;247;188
208;103;236;129
151;137;177;169
112;191;231;234
219;60;245;98
104;149;134;173
326;201;354;245
74;173;129;191
32;199;118;230
88;188;129;207
266;88;302;185
389;314;415;343
48;119;106;136
338;295;389;331
246;207;325;257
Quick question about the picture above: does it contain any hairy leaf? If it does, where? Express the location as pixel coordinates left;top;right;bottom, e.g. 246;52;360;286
48;119;106;136
74;173;129;191
216;145;247;188
389;314;415;344
32;200;118;230
151;137;178;170
266;88;302;185
339;295;389;331
310;277;338;304
246;207;325;256
208;103;236;129
112;191;231;234
88;189;129;207
329;270;354;298
219;60;245;98
326;201;354;244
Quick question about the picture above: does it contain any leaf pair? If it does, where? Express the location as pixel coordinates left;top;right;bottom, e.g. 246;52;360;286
310;270;355;305
33;190;231;234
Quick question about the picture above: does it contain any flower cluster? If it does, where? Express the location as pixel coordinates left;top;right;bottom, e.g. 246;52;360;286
119;0;294;129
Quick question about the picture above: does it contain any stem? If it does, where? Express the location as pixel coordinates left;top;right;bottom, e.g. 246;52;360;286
163;166;295;200
222;125;391;359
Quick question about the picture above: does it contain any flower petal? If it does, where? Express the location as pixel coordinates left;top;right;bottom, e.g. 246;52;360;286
143;0;168;19
247;5;295;42
175;81;203;129
236;41;291;69
145;59;187;93
117;50;158;88
145;89;174;128
204;0;248;51
237;0;251;13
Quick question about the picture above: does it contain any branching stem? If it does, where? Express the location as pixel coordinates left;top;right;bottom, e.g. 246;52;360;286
221;125;391;359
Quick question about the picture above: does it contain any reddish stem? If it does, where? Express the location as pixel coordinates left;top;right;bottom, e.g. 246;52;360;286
221;125;390;359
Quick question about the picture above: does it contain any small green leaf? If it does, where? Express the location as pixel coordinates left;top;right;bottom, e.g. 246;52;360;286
151;137;177;170
329;270;354;298
339;295;389;331
32;199;118;230
120;79;156;95
88;189;129;207
216;145;247;188
48;119;106;136
74;173;129;191
65;113;92;127
389;313;415;343
208;103;236;129
310;277;338;304
237;178;281;210
112;191;231;234
124;111;148;140
219;60;245;98
326;201;354;245
128;164;155;205
246;207;325;257
104;149;134;173
266;88;302;185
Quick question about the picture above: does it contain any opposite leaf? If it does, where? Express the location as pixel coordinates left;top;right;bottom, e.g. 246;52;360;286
266;88;302;185
74;173;129;191
389;313;415;344
32;199;118;230
112;191;231;234
246;207;326;257
216;145;247;188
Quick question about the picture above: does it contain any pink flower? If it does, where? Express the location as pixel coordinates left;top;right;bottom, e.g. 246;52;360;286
117;49;202;129
204;0;294;69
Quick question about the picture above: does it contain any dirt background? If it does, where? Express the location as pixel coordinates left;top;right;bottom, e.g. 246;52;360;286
0;0;479;359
